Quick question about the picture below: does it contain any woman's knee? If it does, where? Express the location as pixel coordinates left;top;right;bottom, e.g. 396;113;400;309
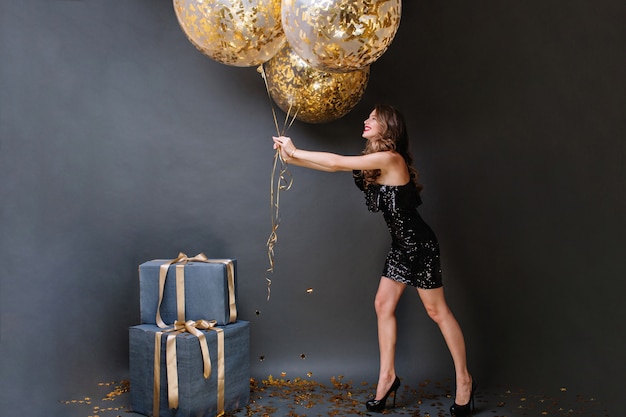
374;292;396;317
374;278;404;317
424;303;451;323
418;288;452;323
373;293;389;315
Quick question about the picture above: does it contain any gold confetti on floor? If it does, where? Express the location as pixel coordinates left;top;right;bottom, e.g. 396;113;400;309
226;378;610;417
60;380;129;416
60;377;609;417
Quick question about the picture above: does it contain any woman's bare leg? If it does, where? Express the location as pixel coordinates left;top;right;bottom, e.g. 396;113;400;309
373;277;406;399
417;287;472;405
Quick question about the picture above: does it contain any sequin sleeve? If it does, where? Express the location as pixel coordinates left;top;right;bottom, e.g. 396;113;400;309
364;184;381;212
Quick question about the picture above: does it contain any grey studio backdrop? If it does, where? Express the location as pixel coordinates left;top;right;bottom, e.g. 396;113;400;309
1;1;624;416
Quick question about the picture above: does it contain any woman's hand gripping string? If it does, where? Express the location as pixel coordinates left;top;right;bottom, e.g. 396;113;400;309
273;136;297;161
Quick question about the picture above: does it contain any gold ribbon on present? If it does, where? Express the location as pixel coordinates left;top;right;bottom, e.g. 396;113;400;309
155;252;237;327
153;319;225;417
151;252;234;417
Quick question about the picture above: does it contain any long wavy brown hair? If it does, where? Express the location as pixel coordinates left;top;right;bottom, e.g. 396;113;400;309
359;104;423;192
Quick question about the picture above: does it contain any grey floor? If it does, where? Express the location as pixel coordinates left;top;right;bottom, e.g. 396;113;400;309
59;376;610;417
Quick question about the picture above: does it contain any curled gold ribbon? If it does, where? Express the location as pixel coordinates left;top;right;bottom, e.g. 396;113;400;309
152;253;234;416
259;65;298;301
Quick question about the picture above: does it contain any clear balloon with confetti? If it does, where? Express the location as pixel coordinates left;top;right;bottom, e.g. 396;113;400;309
174;0;286;67
281;0;402;73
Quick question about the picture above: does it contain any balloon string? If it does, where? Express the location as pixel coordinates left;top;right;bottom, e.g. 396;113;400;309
258;65;281;137
258;65;298;301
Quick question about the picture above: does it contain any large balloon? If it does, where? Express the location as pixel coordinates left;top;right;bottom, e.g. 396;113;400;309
173;0;285;67
263;45;369;124
281;0;401;73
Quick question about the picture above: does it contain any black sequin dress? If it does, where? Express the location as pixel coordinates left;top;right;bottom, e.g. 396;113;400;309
354;172;443;289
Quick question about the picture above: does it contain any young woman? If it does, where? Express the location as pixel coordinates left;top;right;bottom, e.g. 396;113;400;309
272;104;475;416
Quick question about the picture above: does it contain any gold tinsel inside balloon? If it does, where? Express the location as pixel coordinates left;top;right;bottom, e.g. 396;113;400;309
263;45;369;123
281;0;401;72
173;0;285;67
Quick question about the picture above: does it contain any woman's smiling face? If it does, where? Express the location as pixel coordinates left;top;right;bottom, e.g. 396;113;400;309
362;109;384;141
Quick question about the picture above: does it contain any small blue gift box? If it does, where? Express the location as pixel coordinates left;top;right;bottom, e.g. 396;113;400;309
129;320;250;417
139;257;237;326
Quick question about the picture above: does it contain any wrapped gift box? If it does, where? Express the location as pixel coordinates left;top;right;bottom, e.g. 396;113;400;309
139;258;237;326
129;320;250;417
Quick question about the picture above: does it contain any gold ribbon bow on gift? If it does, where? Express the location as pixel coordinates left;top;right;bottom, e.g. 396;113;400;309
153;319;225;417
155;252;237;328
152;253;234;417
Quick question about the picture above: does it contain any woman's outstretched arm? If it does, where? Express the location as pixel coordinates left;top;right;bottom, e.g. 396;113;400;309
273;136;398;172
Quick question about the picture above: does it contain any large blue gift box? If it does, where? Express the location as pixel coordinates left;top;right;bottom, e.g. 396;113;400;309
129;320;250;417
139;258;237;326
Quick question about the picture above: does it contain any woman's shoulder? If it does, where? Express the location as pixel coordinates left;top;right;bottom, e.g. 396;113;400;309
381;150;404;160
364;149;402;161
377;151;409;184
388;150;409;168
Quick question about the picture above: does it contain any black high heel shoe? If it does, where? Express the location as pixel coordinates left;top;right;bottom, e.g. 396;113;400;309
449;381;477;416
366;376;401;412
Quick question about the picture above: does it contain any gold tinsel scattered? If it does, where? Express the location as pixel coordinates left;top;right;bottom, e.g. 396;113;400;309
60;377;608;417
60;380;129;416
